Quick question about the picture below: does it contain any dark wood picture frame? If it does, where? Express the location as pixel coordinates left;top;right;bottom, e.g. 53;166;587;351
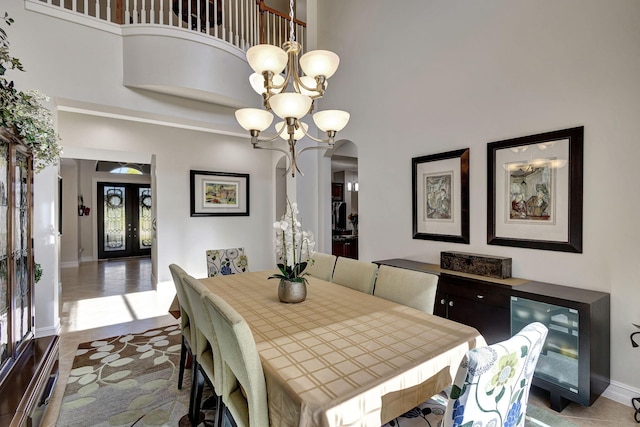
190;170;250;217
412;148;470;243
487;126;583;253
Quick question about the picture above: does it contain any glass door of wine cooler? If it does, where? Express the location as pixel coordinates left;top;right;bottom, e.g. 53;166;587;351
511;296;580;394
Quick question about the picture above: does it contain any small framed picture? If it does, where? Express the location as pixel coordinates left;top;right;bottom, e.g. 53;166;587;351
412;148;470;243
190;170;249;217
487;126;583;252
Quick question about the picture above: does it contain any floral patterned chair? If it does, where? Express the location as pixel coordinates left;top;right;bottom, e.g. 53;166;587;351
206;248;249;277
383;322;548;427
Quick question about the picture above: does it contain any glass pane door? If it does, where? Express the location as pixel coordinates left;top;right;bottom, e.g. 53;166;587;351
0;141;9;370
138;187;152;251
13;151;31;349
511;297;580;393
97;183;151;259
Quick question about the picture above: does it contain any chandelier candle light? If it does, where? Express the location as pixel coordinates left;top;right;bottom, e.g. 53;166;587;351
234;0;349;177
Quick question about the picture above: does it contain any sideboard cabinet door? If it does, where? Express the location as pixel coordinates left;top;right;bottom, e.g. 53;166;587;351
436;274;511;345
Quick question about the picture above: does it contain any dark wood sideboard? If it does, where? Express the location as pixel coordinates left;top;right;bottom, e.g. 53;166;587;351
374;258;610;412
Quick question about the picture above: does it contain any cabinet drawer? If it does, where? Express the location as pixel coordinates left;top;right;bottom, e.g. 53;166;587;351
439;275;510;308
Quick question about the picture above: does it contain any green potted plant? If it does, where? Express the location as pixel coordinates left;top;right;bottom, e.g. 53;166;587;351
1;13;61;171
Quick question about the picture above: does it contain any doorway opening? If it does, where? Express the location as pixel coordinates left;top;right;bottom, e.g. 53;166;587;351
330;142;358;259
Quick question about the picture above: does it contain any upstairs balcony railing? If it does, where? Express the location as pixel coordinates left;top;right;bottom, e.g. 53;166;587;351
35;0;306;52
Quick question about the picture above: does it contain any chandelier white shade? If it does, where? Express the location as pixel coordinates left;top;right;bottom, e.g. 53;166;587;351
313;110;350;133
249;73;284;95
299;50;340;79
246;44;288;74
235;108;273;132
269;93;312;120
234;0;350;177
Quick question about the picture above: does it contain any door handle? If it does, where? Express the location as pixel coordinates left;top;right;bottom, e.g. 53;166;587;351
449;301;454;307
440;299;446;305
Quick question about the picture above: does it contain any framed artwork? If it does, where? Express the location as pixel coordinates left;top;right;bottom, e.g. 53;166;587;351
487;126;583;253
190;170;249;217
331;182;344;202
412;148;470;243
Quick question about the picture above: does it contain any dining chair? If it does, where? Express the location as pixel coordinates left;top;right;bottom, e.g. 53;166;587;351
168;264;196;391
206;247;249;277
373;265;439;314
205;292;269;427
182;275;224;427
382;322;548;427
305;252;337;282
332;256;378;294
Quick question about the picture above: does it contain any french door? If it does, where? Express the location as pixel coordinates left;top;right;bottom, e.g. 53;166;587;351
97;182;152;259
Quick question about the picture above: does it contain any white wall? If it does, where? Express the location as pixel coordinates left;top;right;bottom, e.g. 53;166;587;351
60;160;79;266
58;112;276;280
33;166;61;336
317;0;640;402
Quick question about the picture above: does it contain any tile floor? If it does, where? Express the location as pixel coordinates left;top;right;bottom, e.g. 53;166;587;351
42;257;637;426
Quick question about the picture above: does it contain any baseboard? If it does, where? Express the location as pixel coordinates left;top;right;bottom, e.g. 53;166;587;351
60;261;79;269
601;381;639;407
81;256;95;263
35;322;61;338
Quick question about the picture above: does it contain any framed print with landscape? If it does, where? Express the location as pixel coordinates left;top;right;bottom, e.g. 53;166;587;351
487;126;583;253
190;170;249;217
412;148;469;243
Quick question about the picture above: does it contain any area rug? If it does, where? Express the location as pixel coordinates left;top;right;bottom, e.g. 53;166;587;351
383;392;579;427
58;326;576;427
57;324;200;427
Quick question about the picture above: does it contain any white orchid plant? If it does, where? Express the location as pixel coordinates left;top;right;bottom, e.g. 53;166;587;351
269;200;316;284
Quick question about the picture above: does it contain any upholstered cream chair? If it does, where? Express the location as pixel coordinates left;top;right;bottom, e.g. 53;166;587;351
168;264;195;391
206;247;249;277
332;257;378;294
205;292;269;427
373;265;439;314
182;275;224;427
382;322;549;427
305;252;337;282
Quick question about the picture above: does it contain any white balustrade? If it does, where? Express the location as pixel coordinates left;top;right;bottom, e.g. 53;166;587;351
33;0;306;53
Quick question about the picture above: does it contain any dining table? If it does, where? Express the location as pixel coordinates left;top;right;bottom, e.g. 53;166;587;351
189;270;486;427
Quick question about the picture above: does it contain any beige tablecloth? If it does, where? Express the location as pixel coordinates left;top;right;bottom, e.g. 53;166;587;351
198;271;486;427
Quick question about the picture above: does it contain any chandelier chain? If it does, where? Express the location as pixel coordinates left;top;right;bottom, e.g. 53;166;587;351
289;0;295;42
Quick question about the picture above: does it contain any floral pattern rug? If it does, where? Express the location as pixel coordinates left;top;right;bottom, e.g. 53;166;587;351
57;324;195;427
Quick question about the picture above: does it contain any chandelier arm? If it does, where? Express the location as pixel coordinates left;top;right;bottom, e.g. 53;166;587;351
289;150;304;177
250;125;288;144
266;58;293;93
299;125;335;144
251;143;295;176
296;144;334;157
294;74;324;97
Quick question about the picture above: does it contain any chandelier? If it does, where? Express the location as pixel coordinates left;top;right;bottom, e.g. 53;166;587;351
234;0;349;177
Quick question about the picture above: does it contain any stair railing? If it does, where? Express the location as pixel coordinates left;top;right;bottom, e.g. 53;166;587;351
32;0;305;52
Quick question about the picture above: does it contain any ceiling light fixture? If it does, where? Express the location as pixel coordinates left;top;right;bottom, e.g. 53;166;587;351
234;0;349;177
